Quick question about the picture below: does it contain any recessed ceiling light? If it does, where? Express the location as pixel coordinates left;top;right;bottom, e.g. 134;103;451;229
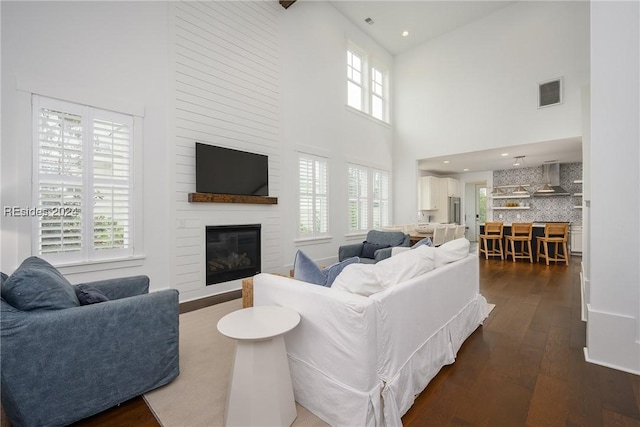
402;30;409;37
463;168;469;172
501;153;509;157
443;160;450;164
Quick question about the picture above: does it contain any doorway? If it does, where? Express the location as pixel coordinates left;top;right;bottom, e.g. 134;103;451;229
464;182;487;242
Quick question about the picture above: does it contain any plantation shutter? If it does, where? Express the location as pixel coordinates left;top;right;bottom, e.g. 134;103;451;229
298;154;328;237
299;157;314;236
373;170;390;228
36;101;85;255
33;96;134;263
348;165;368;232
92;114;132;252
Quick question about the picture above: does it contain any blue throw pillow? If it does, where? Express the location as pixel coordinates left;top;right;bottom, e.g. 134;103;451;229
293;250;359;287
362;241;390;259
412;237;434;248
324;256;360;286
1;257;80;311
74;284;110;305
293;250;327;286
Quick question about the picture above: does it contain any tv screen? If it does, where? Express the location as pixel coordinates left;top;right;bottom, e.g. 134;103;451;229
195;143;269;196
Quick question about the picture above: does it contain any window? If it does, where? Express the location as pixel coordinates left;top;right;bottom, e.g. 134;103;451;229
371;67;386;121
298;153;328;238
348;164;368;232
33;95;134;263
372;169;390;229
346;46;389;122
347;50;363;110
348;164;390;233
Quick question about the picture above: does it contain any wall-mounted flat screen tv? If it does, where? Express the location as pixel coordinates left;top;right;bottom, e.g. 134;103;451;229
195;143;269;196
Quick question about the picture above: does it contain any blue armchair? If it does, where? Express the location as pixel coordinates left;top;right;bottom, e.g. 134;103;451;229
338;230;410;264
1;257;180;427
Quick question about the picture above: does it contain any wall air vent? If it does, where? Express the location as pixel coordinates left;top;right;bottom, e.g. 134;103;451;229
538;77;563;108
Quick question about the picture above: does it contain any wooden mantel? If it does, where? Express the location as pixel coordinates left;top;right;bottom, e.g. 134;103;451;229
188;193;278;205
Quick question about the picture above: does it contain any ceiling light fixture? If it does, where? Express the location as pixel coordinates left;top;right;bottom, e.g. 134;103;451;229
443;160;450;164
513;155;525;166
501;153;509;157
402;30;409;37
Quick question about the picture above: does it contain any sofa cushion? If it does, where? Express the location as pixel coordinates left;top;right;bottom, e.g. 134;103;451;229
332;246;434;296
330;263;383;296
362;241;390;259
1;257;80;311
74;284;110;305
293;250;359;287
434;238;470;268
375;245;435;288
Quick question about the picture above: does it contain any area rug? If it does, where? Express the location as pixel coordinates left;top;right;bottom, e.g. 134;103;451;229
143;298;328;427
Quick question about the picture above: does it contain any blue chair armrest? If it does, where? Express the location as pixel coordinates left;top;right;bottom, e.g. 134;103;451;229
374;247;394;262
76;275;150;300
338;243;363;261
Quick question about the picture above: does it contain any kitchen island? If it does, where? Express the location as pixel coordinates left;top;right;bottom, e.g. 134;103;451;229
479;222;571;262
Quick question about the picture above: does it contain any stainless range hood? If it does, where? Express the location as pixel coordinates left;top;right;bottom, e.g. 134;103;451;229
533;163;570;196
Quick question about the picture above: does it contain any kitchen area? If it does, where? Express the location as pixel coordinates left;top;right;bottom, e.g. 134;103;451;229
415;161;583;256
489;162;583;255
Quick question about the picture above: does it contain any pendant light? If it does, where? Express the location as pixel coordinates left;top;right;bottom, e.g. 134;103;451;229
512;185;528;195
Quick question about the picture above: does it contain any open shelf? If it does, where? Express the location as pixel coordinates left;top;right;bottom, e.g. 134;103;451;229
188;193;278;205
492;194;531;199
491;206;531;210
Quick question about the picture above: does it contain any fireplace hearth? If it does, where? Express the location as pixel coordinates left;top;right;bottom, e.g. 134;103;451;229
205;224;261;285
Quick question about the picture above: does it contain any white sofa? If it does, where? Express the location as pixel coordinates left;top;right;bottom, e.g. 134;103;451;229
253;242;489;426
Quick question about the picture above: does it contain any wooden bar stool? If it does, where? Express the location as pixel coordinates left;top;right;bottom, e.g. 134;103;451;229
536;223;569;265
479;222;504;260
505;222;533;262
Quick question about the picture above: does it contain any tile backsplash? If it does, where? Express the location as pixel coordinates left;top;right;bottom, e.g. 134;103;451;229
492;162;583;224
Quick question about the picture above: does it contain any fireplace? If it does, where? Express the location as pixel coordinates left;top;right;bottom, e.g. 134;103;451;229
205;224;261;285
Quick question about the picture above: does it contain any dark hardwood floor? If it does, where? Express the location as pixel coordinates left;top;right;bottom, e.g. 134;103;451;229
43;256;640;426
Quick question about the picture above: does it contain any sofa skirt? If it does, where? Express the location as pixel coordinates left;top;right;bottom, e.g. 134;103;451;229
381;294;489;427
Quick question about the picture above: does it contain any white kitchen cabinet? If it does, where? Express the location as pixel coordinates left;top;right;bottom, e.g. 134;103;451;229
445;178;460;197
419;176;441;210
571;225;583;253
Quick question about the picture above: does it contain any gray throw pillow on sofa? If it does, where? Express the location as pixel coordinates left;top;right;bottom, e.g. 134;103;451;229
1;256;80;311
293;250;359;287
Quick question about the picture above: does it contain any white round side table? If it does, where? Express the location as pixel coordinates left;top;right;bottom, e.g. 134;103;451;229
217;305;301;427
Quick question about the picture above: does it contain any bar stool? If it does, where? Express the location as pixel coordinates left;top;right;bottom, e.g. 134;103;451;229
536;223;569;265
505;222;533;262
479;222;504;260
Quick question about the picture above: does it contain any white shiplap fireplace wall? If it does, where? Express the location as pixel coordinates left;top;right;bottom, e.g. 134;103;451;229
170;1;283;301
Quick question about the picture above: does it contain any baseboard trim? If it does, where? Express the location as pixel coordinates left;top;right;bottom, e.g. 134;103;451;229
179;289;241;314
583;347;640;376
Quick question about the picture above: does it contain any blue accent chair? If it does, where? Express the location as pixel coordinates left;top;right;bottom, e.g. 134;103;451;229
338;230;410;264
1;258;179;427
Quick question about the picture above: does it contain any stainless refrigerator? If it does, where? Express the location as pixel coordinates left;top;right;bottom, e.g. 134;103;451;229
448;197;461;224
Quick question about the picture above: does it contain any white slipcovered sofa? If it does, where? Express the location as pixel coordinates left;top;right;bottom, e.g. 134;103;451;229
253;239;489;426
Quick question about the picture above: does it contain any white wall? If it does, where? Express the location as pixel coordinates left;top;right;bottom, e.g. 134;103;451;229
1;1;393;300
393;1;590;224
1;2;171;288
279;1;394;268
587;0;640;374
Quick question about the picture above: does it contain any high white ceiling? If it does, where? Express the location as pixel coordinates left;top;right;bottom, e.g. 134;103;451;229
329;0;514;55
327;0;583;175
